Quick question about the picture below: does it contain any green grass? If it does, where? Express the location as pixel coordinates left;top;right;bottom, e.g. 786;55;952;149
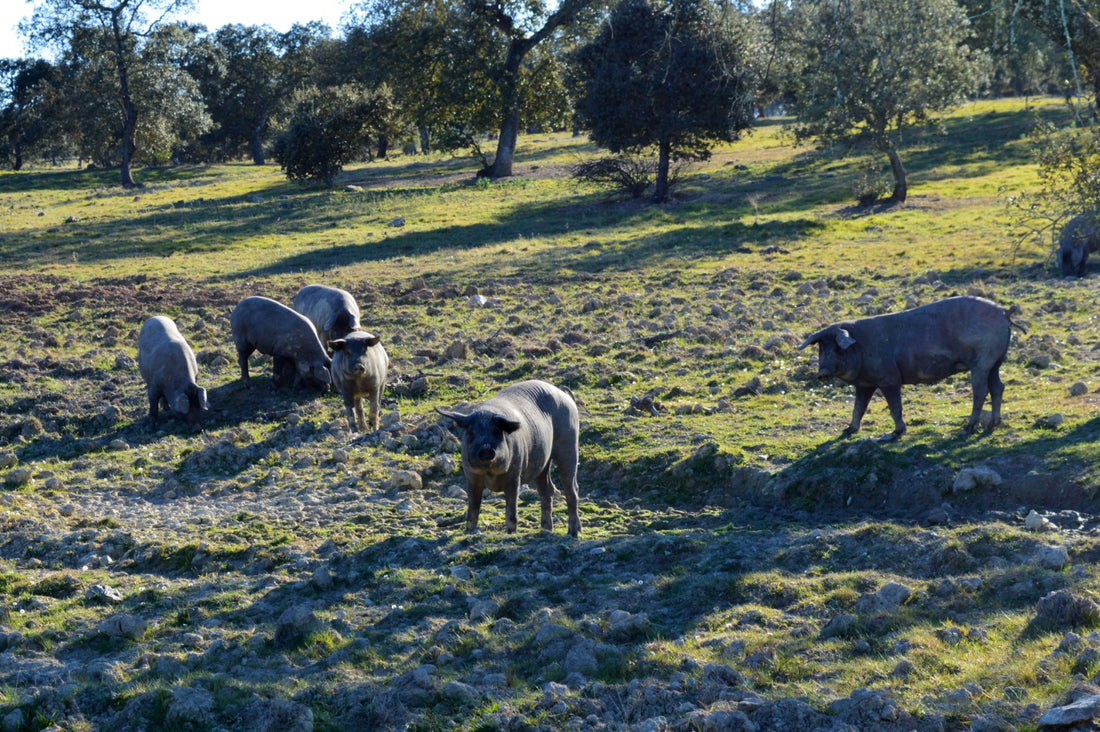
1;95;1099;729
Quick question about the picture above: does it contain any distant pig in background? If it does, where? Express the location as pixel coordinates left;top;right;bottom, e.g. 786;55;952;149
329;331;388;433
230;296;331;389
1057;214;1098;277
137;316;207;430
436;380;581;537
799;296;1025;441
292;284;361;350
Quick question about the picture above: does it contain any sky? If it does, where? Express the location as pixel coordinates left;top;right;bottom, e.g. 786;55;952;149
0;0;351;60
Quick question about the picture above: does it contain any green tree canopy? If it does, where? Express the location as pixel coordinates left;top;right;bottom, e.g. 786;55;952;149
21;0;195;186
186;22;327;164
790;0;987;204
272;83;394;186
572;0;758;202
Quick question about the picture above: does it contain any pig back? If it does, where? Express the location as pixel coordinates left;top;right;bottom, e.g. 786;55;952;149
232;296;325;357
483;380;578;480
292;285;361;342
856;296;1012;384
138;316;198;383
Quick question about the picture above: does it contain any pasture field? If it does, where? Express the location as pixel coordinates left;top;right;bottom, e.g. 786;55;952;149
1;97;1100;730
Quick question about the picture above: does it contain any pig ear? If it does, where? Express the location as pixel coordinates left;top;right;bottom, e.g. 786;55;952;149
493;415;522;433
835;328;857;350
798;327;829;350
197;387;209;410
329;339;347;352
435;408;472;429
363;333;381;347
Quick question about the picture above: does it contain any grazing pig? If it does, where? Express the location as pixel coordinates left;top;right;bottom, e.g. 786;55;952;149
137;316;207;430
230;296;331;389
436;380;581;537
329;331;388;432
1057;214;1098;277
798;296;1025;441
292;284;361;349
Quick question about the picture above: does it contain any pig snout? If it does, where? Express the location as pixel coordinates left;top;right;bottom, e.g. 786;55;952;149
476;445;496;462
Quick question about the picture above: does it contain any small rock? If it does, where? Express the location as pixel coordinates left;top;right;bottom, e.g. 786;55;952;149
819;613;857;639
1070;382;1089;397
391;470;423;491
1038;694;1100;727
4;468;32;487
952;466;1002;492
389;217;406;227
312;566;334;591
0;453;16;469
1036;545;1070;571
1026;510;1056;532
167;686;215;727
86;584;124;604
98;613;146;639
469;598;499;622
274;604;323;648
892;659;914;678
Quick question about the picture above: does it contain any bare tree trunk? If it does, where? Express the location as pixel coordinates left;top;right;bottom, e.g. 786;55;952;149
478;0;593;178
654;138;672;203
886;145;907;203
484;41;526;178
419;126;430;154
250;121;266;165
109;8;138;188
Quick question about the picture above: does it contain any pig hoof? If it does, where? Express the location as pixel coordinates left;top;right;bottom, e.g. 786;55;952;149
876;432;902;443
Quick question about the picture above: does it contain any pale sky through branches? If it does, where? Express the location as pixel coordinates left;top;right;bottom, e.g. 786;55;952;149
0;0;349;60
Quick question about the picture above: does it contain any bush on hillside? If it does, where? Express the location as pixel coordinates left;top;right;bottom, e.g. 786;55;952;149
273;85;394;187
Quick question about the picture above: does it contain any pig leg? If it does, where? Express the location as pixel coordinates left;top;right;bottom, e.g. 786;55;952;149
968;362;1004;433
368;384;381;431
343;397;359;433
555;445;581;538
843;385;876;437
880;384;906;441
504;479;520;534
465;479;485;533
533;467;555;532
352;396;366;431
147;389;160;429
236;342;255;380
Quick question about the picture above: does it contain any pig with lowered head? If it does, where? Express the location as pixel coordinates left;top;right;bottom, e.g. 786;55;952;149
137;316;208;430
230;296;331;389
1057;214;1098;277
292;284;361;349
436;380;581;537
799;295;1025;441
329;330;388;432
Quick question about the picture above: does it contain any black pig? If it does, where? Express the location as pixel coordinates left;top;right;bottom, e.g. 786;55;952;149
230;296;331;389
329;331;388;433
798;296;1025;441
436;380;581;537
1058;214;1098;277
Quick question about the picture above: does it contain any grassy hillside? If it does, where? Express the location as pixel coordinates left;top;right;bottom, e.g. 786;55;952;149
1;96;1100;730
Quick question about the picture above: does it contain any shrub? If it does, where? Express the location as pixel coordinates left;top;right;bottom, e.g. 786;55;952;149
273;85;394;187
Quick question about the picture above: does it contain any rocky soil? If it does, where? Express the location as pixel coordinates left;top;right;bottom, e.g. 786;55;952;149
2;269;1100;732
